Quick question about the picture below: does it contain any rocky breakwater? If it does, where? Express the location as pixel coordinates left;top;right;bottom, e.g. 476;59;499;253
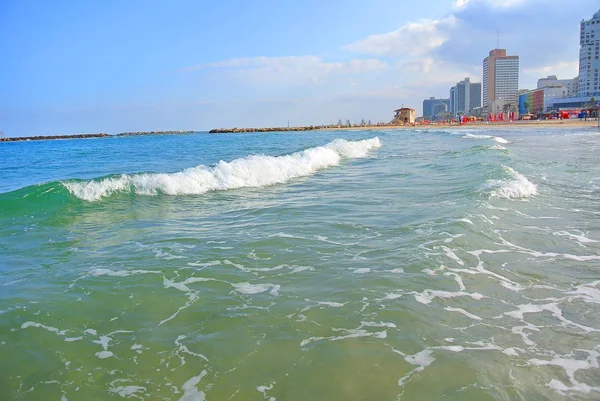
116;130;195;136
0;133;110;142
209;126;322;134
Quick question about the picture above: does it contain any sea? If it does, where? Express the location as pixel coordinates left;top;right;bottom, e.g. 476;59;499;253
1;126;599;400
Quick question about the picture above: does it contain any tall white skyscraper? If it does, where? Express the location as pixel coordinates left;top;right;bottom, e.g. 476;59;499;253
578;9;600;97
483;49;519;107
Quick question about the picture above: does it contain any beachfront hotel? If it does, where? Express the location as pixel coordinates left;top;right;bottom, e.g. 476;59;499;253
422;97;450;119
450;77;482;116
483;49;519;110
578;9;600;97
537;75;579;97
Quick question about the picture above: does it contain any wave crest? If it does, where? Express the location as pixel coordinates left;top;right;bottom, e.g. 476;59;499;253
64;137;382;202
481;166;537;199
463;133;509;144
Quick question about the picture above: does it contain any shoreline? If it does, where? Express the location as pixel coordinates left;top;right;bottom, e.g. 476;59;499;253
2;120;598;142
210;119;599;133
326;119;599;131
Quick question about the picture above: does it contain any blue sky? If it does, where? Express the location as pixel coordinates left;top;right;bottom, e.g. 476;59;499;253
1;0;598;135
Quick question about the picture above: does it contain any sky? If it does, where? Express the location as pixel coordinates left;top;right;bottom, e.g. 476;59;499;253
0;0;598;136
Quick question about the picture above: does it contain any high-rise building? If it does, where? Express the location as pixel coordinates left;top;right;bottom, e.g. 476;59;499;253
449;87;456;115
537;75;579;97
483;49;519;108
450;78;482;115
422;97;450;119
578;9;600;97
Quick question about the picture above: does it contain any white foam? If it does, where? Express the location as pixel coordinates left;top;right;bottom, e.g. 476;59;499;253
530;349;600;395
567;281;600;304
257;383;275;400
461;133;509;144
289;265;314;273
232;282;280;296
506;302;597;332
554;231;598;244
175;335;209;362
317;301;346;308
179;370;207;401
444;272;466;291
438;246;464;266
463;134;492;140
502;348;521;356
444;306;482;320
95;351;114;359
300;328;387;347
164;277;191;293
405;349;435;367
187;260;222;268
412;289;485;305
92;335;111;350
109;385;146;398
397;349;435;387
361;321;397;328
21;321;67;336
64;137;382;201
90;268;161;277
352;268;371;274
482;166;537;199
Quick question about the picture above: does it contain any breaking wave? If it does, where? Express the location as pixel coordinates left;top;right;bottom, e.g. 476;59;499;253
63;137;382;202
481;166;538;199
463;133;509;144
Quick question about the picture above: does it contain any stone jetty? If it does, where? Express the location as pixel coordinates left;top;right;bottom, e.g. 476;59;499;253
116;130;195;136
209;126;322;134
0;133;110;142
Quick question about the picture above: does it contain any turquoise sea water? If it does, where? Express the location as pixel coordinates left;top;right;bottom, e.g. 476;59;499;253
1;127;599;400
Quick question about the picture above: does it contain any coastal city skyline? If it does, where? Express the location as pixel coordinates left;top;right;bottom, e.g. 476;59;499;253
1;0;599;135
424;9;600;120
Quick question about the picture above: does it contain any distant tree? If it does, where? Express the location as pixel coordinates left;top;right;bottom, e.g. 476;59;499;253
589;97;598;119
503;103;513;113
523;101;530;114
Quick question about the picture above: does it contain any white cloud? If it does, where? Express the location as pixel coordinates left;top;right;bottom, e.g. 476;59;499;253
398;57;481;88
521;61;579;89
182;56;387;85
344;16;457;56
453;0;530;9
399;57;436;74
522;61;579;76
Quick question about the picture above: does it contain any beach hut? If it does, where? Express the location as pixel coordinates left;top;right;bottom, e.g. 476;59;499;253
392;107;415;125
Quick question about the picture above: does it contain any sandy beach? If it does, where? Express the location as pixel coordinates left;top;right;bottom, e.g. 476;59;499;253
326;119;600;131
210;119;600;134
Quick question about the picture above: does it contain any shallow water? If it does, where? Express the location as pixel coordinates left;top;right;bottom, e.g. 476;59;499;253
1;128;599;400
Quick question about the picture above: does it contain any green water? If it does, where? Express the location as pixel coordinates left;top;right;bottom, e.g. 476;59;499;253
1;129;599;400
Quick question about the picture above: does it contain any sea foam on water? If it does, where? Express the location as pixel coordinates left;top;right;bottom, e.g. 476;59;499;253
64;137;382;202
482;166;538;199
